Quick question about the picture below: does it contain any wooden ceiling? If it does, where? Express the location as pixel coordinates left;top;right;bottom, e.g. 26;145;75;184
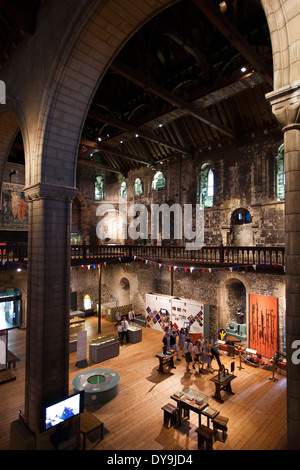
79;0;277;176
3;0;277;174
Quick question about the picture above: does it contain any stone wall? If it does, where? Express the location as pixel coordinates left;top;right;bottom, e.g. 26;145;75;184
75;128;285;247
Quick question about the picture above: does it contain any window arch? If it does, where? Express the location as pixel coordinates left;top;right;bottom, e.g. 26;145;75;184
152;171;165;191
275;143;285;201
198;164;214;208
134;178;143;196
95;175;104;201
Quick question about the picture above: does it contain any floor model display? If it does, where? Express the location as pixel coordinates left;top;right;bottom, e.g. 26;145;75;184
72;369;120;405
89;335;119;363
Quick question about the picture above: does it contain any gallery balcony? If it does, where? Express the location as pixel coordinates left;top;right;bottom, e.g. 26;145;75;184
0;243;285;274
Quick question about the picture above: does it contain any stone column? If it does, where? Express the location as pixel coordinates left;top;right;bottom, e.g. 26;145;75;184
267;84;300;450
24;182;77;448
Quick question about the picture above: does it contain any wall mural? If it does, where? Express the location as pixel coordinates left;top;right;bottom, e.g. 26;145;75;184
0;183;28;230
249;294;278;358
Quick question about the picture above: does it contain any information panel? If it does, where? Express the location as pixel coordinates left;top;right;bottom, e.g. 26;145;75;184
0;330;7;370
145;293;209;337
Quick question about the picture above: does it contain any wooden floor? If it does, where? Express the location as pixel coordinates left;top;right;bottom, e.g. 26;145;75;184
0;317;287;451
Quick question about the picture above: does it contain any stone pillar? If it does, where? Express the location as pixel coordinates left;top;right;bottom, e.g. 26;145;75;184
267;84;300;450
24;182;77;448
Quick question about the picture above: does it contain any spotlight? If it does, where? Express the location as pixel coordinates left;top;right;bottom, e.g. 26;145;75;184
241;67;247;73
219;1;227;13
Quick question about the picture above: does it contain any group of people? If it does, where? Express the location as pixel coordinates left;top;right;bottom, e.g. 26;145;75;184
115;309;135;345
163;327;222;373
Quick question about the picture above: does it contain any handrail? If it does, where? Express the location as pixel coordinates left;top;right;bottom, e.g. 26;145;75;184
0;243;285;269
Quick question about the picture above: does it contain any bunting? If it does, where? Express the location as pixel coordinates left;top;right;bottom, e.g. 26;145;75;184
68;254;285;274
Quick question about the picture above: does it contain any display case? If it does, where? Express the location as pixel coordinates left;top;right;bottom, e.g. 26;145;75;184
173;387;208;407
89;334;119;363
127;324;142;343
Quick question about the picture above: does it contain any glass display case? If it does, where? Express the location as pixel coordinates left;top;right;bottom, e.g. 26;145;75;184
89;334;119;363
127;323;142;343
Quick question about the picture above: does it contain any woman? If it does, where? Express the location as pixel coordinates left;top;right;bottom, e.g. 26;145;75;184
183;338;193;372
201;339;214;373
192;339;203;373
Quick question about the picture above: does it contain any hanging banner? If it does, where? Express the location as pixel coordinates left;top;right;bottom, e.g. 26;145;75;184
249;294;278;358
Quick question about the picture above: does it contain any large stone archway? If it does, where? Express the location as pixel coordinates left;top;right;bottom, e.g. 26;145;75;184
0;0;299;450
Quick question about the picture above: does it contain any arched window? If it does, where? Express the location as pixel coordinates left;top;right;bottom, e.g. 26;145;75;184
134;178;143;196
95;175;104;201
120;181;127;198
152;171;165;191
198;164;214;208
275;143;285;201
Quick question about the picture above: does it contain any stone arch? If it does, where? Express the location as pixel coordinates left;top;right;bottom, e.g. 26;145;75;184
261;0;299;90
218;272;251;339
34;0;178;189
0;103;29;193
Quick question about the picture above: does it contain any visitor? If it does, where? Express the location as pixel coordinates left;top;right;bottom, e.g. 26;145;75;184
117;322;123;345
192;339;203;373
183;338;193;372
170;331;181;361
115;310;122;326
211;334;222;369
128;309;135;322
121;316;129;343
202;339;214;373
179;328;186;354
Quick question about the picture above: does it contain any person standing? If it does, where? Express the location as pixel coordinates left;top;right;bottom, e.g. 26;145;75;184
179;328;186;354
128;308;135;322
121;316;129;343
211;334;222;369
183;338;193;372
117;322;123;345
192;339;203;373
202;339;214;373
115;310;122;326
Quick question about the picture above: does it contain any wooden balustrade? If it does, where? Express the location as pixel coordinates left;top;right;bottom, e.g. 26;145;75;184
0;243;285;270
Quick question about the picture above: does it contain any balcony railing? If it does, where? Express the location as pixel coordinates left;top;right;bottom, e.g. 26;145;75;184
0;243;285;271
71;244;285;270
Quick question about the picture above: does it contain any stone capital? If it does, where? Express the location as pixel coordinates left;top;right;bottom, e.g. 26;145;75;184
24;182;77;203
266;83;300;129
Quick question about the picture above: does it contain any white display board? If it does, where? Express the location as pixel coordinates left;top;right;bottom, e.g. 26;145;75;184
0;331;7;370
145;293;209;337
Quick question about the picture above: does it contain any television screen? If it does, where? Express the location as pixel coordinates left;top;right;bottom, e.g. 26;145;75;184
42;391;84;431
160;309;167;315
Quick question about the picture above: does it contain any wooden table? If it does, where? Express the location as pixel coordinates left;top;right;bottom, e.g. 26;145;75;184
170;388;209;427
200;406;220;427
210;372;236;403
156;351;176;373
80;411;104;450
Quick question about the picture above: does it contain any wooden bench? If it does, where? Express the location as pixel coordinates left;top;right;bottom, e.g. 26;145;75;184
7;350;17;369
212;415;229;442
196;425;214;450
161;403;178;428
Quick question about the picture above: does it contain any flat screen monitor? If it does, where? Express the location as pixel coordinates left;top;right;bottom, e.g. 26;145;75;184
160;309;167;315
41;391;84;432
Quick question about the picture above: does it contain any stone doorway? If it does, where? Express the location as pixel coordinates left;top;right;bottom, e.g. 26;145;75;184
224;279;247;342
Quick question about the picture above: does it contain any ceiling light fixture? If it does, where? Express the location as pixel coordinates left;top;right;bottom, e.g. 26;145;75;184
219;1;227;13
241;67;247;73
